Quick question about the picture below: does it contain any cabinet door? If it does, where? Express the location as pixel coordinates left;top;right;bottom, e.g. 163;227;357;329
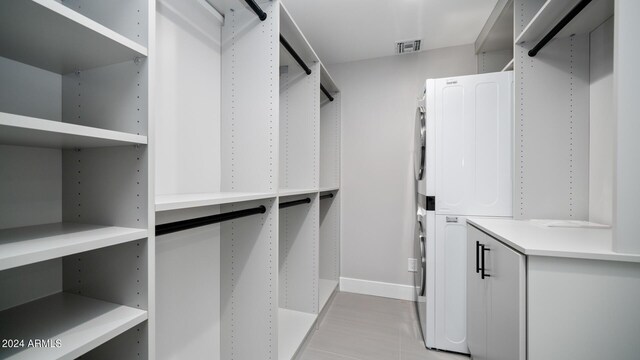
486;236;526;360
466;225;487;360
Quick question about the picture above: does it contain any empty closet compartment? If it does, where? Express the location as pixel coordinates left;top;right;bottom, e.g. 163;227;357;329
319;67;340;191
319;191;340;311
513;0;614;223
0;0;148;140
155;0;277;212
278;193;319;360
279;5;320;194
0;239;149;359
155;198;277;360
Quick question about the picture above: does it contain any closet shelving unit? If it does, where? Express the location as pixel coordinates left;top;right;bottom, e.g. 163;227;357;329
154;0;340;359
0;0;153;358
319;190;340;312
475;0;514;73
514;0;613;220
278;193;319;360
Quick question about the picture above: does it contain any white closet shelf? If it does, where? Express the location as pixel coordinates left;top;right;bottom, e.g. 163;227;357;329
319;279;338;313
501;58;514;72
0;223;147;271
0;112;148;149
278;308;317;360
0;0;148;74
515;0;613;45
279;188;318;197
155;192;277;212
0;292;147;360
319;186;339;193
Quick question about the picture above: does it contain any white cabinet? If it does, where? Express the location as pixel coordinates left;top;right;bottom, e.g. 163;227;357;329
467;225;525;360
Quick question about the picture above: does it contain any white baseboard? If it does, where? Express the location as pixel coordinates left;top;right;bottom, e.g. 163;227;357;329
339;277;414;301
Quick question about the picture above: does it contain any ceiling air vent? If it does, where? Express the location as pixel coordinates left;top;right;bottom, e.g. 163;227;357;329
396;40;422;54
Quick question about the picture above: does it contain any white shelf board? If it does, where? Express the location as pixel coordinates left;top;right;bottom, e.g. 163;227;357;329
0;112;148;149
502;58;514;72
320;64;340;94
515;0;613;45
155;192;276;212
278;188;318;198
319;279;338;313
0;292;147;360
0;222;147;271
278;308;317;360
319;186;339;193
0;0;148;74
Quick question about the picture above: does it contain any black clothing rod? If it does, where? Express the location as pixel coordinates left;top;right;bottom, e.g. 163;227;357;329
244;0;267;21
528;0;592;57
320;84;334;102
320;193;334;200
279;197;311;209
156;205;267;236
280;35;312;75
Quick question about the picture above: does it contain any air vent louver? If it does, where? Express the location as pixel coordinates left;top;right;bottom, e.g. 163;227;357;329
396;40;422;54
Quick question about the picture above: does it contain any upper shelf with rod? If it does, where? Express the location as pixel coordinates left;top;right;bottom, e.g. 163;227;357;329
515;0;613;48
279;2;319;71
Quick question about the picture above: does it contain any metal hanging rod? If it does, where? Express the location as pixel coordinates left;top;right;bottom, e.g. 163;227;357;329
528;0;592;57
320;193;334;200
279;197;311;209
280;35;312;75
320;84;334;102
156;205;267;236
244;0;267;21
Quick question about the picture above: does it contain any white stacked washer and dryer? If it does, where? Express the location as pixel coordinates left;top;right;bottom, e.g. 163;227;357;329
414;71;513;354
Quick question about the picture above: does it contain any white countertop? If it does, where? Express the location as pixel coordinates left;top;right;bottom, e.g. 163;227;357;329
467;218;640;263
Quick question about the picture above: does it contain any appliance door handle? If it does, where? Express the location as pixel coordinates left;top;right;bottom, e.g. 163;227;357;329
419;235;426;296
475;241;480;274
481;244;491;280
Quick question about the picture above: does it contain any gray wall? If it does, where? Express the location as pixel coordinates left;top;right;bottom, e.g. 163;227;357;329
329;45;477;287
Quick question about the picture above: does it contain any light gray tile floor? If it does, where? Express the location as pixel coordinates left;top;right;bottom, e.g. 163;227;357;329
299;292;469;360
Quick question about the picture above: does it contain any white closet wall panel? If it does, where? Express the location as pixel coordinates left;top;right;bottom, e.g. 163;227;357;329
221;198;278;360
155;0;222;196
156;224;220;360
589;18;614;225
279;63;320;190
63;239;148;309
279;195;319;314
514;34;589;220
62;60;148;135
0;259;61;311
0;56;61;121
0;145;61;229
221;3;278;193
477;49;513;74
62;146;148;228
320;95;340;189
319;193;339;282
614;0;640;253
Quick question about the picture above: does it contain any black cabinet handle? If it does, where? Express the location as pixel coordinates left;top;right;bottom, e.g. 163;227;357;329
481;244;491;279
475;241;480;273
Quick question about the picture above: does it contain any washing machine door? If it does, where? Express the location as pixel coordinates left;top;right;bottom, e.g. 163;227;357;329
414;106;426;181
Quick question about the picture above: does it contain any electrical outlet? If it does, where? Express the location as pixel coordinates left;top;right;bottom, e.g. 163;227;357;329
408;258;417;272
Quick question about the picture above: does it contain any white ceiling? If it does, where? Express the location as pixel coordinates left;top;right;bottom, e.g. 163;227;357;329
282;0;499;65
